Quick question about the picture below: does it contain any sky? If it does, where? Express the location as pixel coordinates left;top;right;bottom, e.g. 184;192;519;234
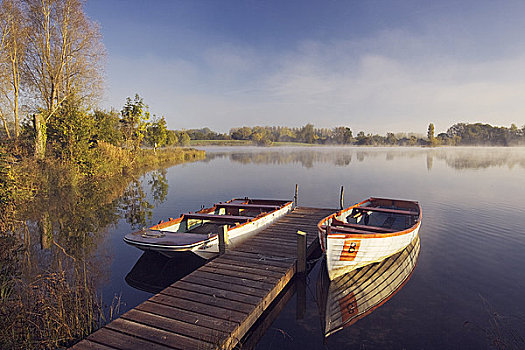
85;0;525;134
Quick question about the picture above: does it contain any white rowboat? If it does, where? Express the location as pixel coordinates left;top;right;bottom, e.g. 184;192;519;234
318;197;421;280
124;198;293;259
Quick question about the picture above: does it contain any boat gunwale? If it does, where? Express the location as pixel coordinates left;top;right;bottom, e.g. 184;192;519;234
317;197;422;240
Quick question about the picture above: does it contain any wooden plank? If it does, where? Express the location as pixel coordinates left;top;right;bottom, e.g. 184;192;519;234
136;301;238;333
181;273;268;297
183;213;252;223
69;340;117;350
87;327;173;350
214;256;289;273
223;250;293;268
150;293;246;324
199;265;279;285
354;206;418;216
121;309;226;344
206;261;283;279
271;221;322;228
229;239;298;254
189;270;275;292
160;287;253;314
206;260;285;279
173;280;263;305
216;203;279;210
329;225;393;235
330;220;397;233
232;244;296;257
247;236;299;247
106;318;212;350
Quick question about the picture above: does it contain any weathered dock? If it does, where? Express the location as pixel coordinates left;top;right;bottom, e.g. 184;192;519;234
71;207;334;350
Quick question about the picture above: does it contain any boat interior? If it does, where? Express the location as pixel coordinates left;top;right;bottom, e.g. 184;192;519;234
181;198;291;234
327;198;420;235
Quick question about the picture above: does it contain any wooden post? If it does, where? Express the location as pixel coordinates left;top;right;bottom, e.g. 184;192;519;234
33;114;46;160
219;225;228;255
340;185;344;210
296;230;306;274
294;184;298;208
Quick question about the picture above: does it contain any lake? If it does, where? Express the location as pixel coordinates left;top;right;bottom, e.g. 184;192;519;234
25;146;525;349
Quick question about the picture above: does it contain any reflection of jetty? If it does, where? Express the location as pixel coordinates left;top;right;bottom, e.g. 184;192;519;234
317;235;420;337
71;207;334;349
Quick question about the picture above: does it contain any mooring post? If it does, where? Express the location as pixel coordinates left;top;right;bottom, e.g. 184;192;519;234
219;225;229;255
294;184;299;208
297;230;306;274
340;185;344;210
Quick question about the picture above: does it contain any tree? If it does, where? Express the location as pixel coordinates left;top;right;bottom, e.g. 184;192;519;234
24;0;104;158
332;126;353;144
120;94;150;151
386;132;397;145
146;116;168;151
46;101;96;173
93;109;122;146
427;123;437;146
230;126;252;140
298;123;317;143
179;131;190;146
166;129;179;146
0;0;27;140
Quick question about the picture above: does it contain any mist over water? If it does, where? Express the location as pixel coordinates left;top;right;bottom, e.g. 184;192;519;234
20;146;525;349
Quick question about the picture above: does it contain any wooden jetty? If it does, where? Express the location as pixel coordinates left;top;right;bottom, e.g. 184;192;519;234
71;207;334;350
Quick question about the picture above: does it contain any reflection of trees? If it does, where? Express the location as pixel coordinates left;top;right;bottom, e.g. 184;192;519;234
0;164;170;348
204;147;525;170
148;169;168;204
120;169;168;228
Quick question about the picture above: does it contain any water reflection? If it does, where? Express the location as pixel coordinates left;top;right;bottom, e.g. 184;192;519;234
316;235;420;338
0;167;169;348
204;147;525;170
125;251;206;294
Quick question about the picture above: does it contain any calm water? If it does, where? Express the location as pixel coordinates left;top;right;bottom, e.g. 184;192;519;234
31;146;525;348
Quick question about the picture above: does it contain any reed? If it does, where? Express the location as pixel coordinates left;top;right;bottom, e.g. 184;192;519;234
0;240;120;349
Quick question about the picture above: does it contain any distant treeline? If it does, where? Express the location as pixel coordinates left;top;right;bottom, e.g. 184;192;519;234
179;122;525;146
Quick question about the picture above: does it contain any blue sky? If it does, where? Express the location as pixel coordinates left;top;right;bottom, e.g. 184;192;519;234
86;0;525;134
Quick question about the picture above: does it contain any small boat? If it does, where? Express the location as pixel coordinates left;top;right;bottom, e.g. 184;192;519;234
124;198;293;259
318;197;421;280
316;235;420;337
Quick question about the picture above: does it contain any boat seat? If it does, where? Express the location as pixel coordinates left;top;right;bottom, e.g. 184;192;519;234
216;203;280;210
353;206;418;216
183;213;252;223
332;219;397;233
325;225;384;235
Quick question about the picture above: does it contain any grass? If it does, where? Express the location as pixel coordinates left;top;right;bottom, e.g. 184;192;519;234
95;142;205;177
189;139;325;147
189;139;253;146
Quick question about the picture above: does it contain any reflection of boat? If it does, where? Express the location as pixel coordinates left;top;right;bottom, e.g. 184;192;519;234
317;235;420;337
124;198;293;259
317;197;421;280
125;251;206;294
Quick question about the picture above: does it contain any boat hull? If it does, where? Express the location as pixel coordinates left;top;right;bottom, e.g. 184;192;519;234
318;197;421;280
325;223;420;280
